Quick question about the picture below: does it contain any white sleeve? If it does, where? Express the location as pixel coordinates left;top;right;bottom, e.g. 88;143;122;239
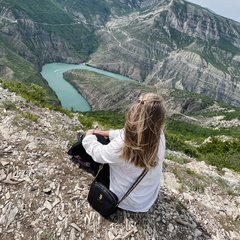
109;129;123;141
82;133;123;165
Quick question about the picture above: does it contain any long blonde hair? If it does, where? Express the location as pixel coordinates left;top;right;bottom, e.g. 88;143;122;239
119;93;166;169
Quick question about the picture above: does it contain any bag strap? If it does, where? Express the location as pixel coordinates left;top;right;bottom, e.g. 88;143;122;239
117;168;148;206
92;164;104;182
93;164;148;206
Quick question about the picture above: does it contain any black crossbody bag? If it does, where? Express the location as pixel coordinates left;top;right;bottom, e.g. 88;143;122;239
87;165;148;218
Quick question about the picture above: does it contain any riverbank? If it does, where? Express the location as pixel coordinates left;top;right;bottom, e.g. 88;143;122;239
63;69;155;112
40;62;136;112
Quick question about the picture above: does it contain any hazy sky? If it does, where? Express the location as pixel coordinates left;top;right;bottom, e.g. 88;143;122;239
186;0;240;23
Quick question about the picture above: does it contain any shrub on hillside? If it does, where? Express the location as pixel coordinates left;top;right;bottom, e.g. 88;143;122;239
198;137;240;172
165;132;200;158
1;80;48;104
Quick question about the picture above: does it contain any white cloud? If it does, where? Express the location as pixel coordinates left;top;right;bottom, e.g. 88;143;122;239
186;0;240;23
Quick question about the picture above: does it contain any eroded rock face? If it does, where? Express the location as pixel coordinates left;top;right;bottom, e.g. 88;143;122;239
0;83;240;240
0;6;86;72
88;0;240;107
153;51;240;106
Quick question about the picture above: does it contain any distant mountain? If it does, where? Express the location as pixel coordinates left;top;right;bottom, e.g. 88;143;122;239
87;0;240;107
0;0;240;107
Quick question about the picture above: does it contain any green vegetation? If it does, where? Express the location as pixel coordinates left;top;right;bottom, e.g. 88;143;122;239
0;0;100;87
41;24;98;61
171;167;207;193
0;79;73;117
56;0;134;18
166;118;216;141
0;44;58;101
165;131;200;158
39;229;54;240
165;118;240;173
198;137;240;172
1;80;49;104
1;100;17;111
170;89;215;109
81;111;125;129
57;0;110;19
78;114;94;129
169;28;194;48
165;153;191;164
20;111;39;122
2;0;74;24
188;42;230;74
215;38;240;55
197;109;240;121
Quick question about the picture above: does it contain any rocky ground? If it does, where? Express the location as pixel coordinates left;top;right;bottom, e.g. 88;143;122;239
0;84;240;240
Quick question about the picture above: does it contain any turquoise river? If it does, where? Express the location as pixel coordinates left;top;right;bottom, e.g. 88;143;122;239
41;62;134;112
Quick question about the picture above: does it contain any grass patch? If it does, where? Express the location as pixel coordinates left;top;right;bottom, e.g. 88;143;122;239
39;229;54;240
20;111;39;122
215;177;239;196
171;167;207;193
0;79;74;117
1;100;17;110
165;131;200;158
197;137;240;173
1;80;49;105
165;153;191;164
81;110;125;129
165;118;218;142
78;114;94;129
2;0;74;24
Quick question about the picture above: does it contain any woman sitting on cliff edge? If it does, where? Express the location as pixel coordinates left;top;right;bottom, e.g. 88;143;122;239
82;93;166;212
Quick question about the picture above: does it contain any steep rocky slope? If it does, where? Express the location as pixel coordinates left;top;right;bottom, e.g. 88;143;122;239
0;1;95;76
0;83;240;240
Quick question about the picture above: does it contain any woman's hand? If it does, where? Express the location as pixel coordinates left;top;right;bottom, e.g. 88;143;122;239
85;129;96;135
85;129;110;137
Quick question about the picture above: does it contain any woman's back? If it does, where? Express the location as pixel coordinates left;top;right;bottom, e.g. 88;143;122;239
83;129;165;212
109;129;165;212
82;93;166;212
